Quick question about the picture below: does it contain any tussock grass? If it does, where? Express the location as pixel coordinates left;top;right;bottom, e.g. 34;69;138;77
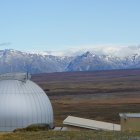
13;124;51;132
32;70;140;125
0;131;140;140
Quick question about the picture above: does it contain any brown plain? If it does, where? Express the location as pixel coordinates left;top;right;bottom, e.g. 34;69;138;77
32;69;140;126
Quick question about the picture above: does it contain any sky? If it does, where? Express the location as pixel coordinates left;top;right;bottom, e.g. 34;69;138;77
0;0;140;52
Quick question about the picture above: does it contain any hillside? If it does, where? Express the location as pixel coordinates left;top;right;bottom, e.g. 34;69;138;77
32;69;140;125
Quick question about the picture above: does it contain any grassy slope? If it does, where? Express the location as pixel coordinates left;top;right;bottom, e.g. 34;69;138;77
0;131;140;140
32;69;140;126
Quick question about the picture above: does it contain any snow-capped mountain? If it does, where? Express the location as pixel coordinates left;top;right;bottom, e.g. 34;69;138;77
66;51;140;71
0;49;140;73
0;49;73;73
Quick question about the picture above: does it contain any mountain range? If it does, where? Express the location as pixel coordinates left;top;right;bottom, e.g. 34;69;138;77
0;49;140;73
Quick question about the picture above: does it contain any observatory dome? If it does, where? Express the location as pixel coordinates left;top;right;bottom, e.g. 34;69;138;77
0;72;53;131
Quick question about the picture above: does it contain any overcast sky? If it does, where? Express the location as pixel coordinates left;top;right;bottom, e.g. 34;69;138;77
0;0;140;51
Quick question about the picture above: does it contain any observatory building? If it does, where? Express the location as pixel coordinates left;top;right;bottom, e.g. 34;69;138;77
120;113;140;131
0;72;53;131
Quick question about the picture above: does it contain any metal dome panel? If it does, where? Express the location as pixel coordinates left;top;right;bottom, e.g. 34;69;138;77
0;72;31;82
0;73;53;131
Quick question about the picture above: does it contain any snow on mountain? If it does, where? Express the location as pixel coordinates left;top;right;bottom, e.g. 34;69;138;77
66;51;140;71
0;49;140;73
0;49;73;73
24;50;66;56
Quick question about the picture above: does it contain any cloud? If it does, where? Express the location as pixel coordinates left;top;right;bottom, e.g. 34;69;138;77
50;43;140;57
93;44;140;57
26;43;140;57
0;42;11;46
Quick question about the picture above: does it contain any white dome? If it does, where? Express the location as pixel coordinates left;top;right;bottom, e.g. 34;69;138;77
0;73;53;131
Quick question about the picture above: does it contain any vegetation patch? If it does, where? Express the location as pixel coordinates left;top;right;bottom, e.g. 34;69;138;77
0;131;140;140
13;124;51;132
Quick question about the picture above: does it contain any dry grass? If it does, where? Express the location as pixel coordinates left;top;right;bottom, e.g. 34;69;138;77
0;131;140;140
32;69;140;126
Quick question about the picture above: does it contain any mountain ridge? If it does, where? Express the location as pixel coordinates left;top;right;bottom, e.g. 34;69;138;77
0;49;140;73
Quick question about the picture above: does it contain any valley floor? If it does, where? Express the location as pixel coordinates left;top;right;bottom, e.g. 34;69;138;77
32;69;140;126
